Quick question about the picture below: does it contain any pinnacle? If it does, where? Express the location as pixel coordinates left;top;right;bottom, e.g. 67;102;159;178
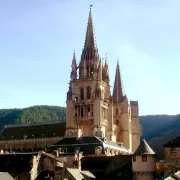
84;7;97;50
113;60;124;103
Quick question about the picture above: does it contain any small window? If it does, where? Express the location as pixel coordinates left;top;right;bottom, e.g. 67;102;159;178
87;87;91;99
81;108;84;117
142;155;147;162
133;156;136;162
80;88;84;100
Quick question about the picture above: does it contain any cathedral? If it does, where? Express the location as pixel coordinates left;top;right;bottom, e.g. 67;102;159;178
0;7;140;155
66;7;140;152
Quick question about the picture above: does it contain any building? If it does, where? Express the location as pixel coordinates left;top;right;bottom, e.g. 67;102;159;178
0;5;141;159
0;151;95;180
0;7;140;155
0;122;65;152
132;139;156;180
163;137;180;178
66;6;140;153
51;135;130;156
81;155;133;180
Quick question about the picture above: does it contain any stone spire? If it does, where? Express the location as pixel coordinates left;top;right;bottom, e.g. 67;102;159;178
79;6;99;79
81;6;98;61
102;53;109;84
84;6;96;50
70;49;77;81
113;60;124;103
72;49;76;65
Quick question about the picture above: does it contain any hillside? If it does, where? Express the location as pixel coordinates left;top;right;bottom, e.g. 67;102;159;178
139;115;174;139
147;114;180;160
0;105;179;160
0;109;22;131
0;105;66;130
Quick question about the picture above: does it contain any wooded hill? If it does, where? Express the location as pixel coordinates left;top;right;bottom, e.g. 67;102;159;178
0;105;179;160
0;105;65;130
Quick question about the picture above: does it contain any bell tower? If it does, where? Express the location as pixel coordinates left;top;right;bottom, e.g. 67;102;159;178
65;6;140;151
66;6;111;138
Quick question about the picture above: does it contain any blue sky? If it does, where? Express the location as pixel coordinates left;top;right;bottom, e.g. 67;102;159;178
0;0;179;115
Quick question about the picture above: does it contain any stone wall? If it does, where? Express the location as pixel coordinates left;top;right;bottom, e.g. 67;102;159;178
164;147;180;178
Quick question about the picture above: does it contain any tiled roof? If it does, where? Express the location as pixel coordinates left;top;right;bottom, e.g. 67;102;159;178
67;168;85;180
163;137;180;147
103;139;129;151
0;172;14;180
81;155;131;172
81;155;132;180
52;135;129;155
52;136;103;155
67;168;96;180
0;152;38;172
35;170;54;180
81;170;96;179
0;122;66;140
134;139;155;155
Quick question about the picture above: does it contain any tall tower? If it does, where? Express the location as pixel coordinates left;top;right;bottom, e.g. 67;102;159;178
65;7;140;151
112;61;131;150
66;7;111;139
132;139;156;180
130;100;140;152
112;60;140;151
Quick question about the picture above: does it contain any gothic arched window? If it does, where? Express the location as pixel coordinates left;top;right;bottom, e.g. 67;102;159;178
87;87;91;99
81;107;84;117
80;88;84;100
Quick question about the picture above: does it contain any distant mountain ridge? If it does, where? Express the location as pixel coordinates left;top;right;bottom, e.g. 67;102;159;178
0;105;179;160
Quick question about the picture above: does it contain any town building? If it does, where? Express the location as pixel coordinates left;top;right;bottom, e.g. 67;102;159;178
0;151;95;180
132;139;156;180
164;137;180;178
0;122;65;152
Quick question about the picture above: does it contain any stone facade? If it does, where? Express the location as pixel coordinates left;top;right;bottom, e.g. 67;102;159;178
0;137;63;151
164;147;180;178
66;7;140;152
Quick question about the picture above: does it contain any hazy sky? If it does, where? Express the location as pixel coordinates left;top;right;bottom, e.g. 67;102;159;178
0;0;180;115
